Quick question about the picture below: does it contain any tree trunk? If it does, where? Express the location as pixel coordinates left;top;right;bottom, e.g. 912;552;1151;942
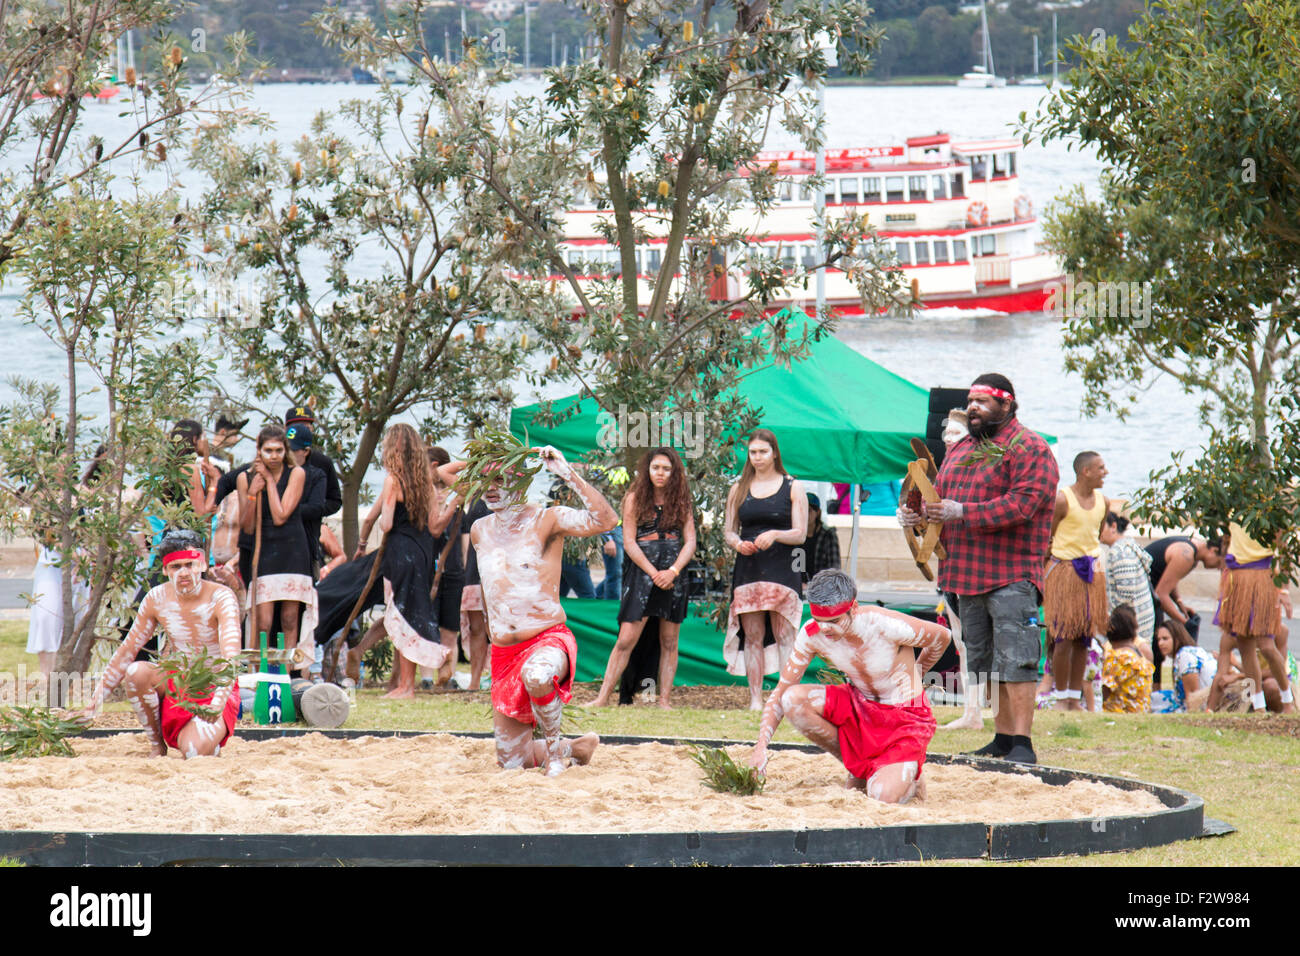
54;341;78;703
341;419;385;554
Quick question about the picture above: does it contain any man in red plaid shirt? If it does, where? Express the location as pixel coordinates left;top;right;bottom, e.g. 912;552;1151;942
898;373;1058;763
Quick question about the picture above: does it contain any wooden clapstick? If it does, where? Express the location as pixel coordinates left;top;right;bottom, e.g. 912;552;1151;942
906;460;943;564
907;438;947;561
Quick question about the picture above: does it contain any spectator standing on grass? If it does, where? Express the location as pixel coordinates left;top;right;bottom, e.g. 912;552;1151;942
587;447;698;709
802;493;841;583
1101;512;1155;645
723;429;808;711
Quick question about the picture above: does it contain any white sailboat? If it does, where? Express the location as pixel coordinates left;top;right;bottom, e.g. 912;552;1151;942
1020;35;1046;85
956;0;1006;88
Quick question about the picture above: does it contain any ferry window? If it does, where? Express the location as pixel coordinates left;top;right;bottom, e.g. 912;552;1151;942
908;176;928;200
824;180;837;204
796;181;812;202
914;242;931;265
933;240;949;263
863;177;880;201
951;173;965;198
778;181;792;202
634;250;643;273
931;175;947;200
885;176;905;202
840;178;858;203
781;247;796;269
1008;152;1017;176
894;241;912;266
976;234;997;256
952;239;968;261
993;153;1007;177
646;248;662;274
970;155;987;180
802;245;817;268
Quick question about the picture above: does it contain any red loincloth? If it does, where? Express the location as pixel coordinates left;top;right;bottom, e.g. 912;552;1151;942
159;681;240;749
822;683;936;781
490;623;579;725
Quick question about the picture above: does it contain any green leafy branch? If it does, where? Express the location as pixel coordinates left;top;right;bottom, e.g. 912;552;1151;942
153;646;240;721
0;706;90;761
689;744;765;796
452;425;542;503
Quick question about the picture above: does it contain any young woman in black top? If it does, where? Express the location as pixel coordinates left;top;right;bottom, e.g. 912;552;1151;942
723;429;808;710
237;424;317;669
588;448;697;708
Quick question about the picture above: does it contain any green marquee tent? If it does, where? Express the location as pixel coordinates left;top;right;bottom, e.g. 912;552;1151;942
512;309;942;485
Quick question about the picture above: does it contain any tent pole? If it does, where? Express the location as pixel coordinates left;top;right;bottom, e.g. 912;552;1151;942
848;484;860;586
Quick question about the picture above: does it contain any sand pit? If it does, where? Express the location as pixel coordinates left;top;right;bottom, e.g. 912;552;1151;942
0;732;1167;836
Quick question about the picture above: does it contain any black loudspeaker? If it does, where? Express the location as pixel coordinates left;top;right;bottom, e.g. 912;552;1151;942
928;387;969;416
925;387;970;468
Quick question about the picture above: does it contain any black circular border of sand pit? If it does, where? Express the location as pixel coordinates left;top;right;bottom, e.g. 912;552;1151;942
0;729;1204;866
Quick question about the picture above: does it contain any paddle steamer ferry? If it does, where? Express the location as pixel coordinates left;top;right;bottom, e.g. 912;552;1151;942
557;132;1063;315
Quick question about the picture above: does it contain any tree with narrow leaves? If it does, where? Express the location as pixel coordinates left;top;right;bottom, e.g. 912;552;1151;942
1025;0;1300;578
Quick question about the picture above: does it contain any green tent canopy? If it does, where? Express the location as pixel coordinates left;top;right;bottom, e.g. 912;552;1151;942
511;309;1054;484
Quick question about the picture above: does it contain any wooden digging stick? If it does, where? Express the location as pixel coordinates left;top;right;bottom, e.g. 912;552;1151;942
331;532;388;683
246;492;263;651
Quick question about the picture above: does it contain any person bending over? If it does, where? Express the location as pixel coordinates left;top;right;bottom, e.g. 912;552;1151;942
749;569;950;804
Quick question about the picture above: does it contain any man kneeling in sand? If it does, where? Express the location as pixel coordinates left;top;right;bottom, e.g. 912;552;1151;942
79;530;242;758
451;446;615;775
749;569;951;803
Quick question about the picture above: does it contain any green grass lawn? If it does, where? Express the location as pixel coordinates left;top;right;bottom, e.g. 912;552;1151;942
4;619;1296;865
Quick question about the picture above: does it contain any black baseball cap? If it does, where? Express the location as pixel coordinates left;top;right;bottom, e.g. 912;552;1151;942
286;424;313;451
284;404;315;426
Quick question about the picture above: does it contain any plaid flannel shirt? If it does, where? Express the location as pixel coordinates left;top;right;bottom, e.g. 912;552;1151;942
934;417;1059;596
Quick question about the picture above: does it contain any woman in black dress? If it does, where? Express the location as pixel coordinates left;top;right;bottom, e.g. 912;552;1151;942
588;447;697;708
237;424;317;669
724;429;808;710
313;423;448;697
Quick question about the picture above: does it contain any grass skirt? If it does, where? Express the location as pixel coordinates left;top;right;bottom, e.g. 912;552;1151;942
1043;557;1107;642
1217;566;1281;639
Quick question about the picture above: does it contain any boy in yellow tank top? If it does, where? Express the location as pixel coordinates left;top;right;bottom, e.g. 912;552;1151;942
1044;451;1115;711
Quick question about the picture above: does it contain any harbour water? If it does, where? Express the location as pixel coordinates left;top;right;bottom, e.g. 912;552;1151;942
0;82;1206;498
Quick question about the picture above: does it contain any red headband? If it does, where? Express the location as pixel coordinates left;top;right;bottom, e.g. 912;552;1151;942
810;600;855;619
162;549;204;566
970;384;1013;401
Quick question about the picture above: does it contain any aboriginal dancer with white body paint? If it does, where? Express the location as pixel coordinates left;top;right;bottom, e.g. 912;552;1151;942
749;569;951;804
78;530;242;758
446;445;614;775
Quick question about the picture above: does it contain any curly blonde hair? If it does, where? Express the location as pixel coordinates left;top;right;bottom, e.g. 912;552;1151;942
382;423;433;531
